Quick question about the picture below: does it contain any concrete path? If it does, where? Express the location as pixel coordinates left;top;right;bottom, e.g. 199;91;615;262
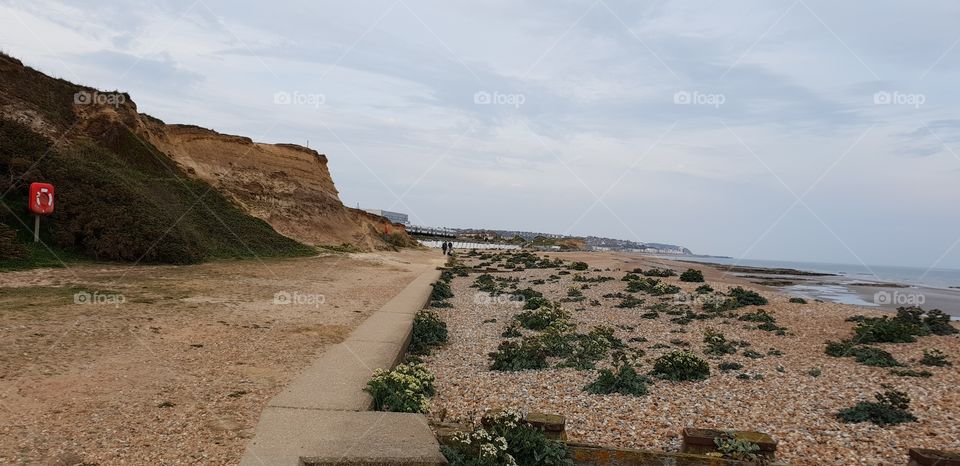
240;257;448;465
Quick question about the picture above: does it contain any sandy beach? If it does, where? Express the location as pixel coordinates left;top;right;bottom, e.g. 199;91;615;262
423;251;960;465
0;250;437;465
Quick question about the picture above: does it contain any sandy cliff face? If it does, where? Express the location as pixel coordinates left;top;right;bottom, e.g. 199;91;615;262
0;53;411;251
140;122;409;250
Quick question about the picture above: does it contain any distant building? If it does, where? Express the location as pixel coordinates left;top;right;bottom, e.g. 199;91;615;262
363;209;409;225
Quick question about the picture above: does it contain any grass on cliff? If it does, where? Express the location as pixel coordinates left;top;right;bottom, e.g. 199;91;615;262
0;118;315;267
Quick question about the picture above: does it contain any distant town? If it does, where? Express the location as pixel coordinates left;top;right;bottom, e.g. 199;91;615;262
362;208;692;255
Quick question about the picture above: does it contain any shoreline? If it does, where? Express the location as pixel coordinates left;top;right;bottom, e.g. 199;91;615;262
659;255;960;319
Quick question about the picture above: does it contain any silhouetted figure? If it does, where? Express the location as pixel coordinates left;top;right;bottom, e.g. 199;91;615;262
447;242;454;255
441;242;448;255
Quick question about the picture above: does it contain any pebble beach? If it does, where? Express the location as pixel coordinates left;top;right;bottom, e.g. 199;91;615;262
422;251;960;465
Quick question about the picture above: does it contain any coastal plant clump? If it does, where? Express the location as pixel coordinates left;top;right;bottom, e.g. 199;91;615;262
703;329;737;356
431;280;454;302
584;364;651;396
701;293;735;312
837;390;918;426
514;302;570;331
891;368;933;378
679;269;705;282
727;287;769;308
789;297;808;304
718;361;744;372
825;340;901;367
442;409;571;466
408;310;448;355
711;432;763;463
615;294;645;309
489;338;548;371
568;261;589;271
695;284;715;293
642;268;676;277
851;307;958;344
365;363;435;413
651;350;710;381
920;348;952;367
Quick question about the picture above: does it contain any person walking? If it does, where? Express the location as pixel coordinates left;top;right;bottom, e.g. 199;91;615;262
447;242;454;255
441;241;448;255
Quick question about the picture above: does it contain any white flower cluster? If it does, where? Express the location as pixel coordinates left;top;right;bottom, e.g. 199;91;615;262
367;363;435;412
452;428;515;465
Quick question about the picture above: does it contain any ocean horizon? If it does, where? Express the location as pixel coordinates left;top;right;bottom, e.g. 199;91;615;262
677;256;960;291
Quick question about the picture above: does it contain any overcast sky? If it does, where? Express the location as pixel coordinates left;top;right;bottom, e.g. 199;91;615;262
2;0;959;269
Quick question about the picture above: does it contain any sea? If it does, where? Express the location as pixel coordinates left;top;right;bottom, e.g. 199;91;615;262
678;256;960;290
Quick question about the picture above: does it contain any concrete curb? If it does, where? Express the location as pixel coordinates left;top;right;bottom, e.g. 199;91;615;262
240;257;448;465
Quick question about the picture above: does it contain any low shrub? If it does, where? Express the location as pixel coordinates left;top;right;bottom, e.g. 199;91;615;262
615;295;645;309
408;310;448;355
559;327;624;370
727;287;768;308
523;296;551;310
679;269;704;282
713;431;763;463
442;409;571;466
365;363;435;413
514;302;570;331
701;293;735;312
489;339;548;371
651;350;710;381
568;261;589;271
642;268;675;277
853;317;919;344
891;368;933;378
695;284;715;293
837;390;917;426
431;281;454;301
807;368;822;377
737;309;775;323
850;346;900;367
511;287;544;301
920;348;951;367
584;364;651;396
789;297;807;304
703;329;737;356
742;349;764;359
718;361;743;371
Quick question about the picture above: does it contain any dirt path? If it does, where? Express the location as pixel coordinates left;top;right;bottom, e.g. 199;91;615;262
0;249;439;465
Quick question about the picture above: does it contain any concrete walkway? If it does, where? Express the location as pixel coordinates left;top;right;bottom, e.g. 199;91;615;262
240;257;448;465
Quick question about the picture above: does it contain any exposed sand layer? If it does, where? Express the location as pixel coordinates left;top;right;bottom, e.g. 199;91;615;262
0;249;436;465
423;251;960;466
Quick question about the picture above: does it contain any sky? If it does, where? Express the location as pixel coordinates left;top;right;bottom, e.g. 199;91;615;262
2;0;959;269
